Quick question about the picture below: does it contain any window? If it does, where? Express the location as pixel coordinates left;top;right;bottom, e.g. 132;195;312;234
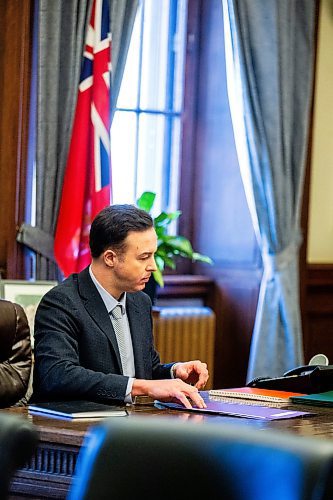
111;0;188;216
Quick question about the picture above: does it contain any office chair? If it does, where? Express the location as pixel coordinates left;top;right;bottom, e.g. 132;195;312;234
0;299;32;407
0;413;38;498
68;416;333;500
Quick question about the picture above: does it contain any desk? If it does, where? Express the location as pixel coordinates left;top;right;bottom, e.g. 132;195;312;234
4;403;333;499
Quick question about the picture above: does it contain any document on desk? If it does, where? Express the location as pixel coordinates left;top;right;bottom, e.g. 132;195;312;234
156;392;315;420
28;401;128;420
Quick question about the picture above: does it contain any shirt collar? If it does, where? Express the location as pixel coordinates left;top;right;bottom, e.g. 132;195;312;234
89;265;126;314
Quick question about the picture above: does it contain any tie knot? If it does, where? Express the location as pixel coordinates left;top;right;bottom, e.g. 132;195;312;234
111;305;123;320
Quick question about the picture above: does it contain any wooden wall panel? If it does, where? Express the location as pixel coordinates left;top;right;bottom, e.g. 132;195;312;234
305;265;333;363
0;0;32;278
199;268;261;388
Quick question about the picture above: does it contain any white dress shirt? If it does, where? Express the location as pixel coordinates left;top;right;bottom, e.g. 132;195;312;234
89;266;135;403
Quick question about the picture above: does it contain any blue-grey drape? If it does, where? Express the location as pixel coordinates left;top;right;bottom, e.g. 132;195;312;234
18;0;137;280
222;0;317;379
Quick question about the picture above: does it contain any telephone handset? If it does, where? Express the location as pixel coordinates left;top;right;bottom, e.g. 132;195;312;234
283;365;319;377
247;364;333;393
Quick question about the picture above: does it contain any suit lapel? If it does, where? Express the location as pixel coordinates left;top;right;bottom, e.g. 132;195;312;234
77;268;122;371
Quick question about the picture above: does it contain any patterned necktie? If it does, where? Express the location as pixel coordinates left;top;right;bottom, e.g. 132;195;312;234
110;305;127;372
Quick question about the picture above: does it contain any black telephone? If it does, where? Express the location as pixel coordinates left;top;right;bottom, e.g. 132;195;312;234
247;365;333;394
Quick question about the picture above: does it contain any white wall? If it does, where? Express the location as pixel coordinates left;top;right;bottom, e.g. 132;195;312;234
308;0;333;263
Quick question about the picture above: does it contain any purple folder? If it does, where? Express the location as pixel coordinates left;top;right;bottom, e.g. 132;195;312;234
156;392;314;420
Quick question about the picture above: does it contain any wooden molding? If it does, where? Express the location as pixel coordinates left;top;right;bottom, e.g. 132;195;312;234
157;274;214;304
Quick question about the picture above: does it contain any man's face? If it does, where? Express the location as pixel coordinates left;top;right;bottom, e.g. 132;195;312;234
107;227;158;294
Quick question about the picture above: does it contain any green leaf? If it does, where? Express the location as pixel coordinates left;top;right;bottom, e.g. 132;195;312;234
154;254;165;273
154;212;170;229
155;227;166;239
135;190;213;279
192;252;214;265
155;248;176;269
154;210;181;227
136;191;156;212
156;251;176;269
164;236;194;256
153;268;164;287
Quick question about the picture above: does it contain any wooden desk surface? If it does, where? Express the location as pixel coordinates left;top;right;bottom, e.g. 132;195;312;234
4;400;333;499
4;399;333;442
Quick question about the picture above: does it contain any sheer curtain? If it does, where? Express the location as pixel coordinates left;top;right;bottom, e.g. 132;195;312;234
222;0;317;379
18;0;137;280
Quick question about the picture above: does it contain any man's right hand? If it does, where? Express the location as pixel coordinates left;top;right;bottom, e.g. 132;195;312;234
132;378;207;409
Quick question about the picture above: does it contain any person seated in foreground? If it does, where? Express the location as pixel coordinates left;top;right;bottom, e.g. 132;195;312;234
0;299;32;408
33;204;208;408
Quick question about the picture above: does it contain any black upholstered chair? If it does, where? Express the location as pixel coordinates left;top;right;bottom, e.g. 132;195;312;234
0;299;32;408
68;417;333;500
0;413;38;498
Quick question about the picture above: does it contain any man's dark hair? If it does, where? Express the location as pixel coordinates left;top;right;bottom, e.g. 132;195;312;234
89;204;154;258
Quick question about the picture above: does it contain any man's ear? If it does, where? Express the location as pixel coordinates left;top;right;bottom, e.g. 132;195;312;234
103;249;116;268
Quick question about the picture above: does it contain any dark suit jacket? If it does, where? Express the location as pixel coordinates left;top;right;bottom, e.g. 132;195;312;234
33;267;173;403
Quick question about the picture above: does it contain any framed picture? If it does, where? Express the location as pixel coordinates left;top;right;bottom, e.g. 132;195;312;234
0;280;58;345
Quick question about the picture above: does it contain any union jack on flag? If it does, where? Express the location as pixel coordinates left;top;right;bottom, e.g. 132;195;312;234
54;0;111;277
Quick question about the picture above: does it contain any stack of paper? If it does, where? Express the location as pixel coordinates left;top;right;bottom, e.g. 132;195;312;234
209;387;305;403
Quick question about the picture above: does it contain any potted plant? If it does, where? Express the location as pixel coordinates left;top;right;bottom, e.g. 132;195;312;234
137;191;213;300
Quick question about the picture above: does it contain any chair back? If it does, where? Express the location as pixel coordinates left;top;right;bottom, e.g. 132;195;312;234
68;417;333;500
0;413;38;498
0;299;32;407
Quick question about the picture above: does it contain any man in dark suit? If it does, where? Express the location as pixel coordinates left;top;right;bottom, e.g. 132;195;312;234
33;205;209;408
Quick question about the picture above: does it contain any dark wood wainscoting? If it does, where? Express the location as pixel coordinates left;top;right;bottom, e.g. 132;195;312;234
210;269;261;389
305;264;333;363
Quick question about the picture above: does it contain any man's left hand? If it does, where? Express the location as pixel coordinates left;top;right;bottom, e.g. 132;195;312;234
173;360;209;390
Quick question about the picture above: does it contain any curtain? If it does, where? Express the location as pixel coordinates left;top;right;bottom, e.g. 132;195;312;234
222;0;317;380
17;0;91;280
18;0;138;280
111;0;138;116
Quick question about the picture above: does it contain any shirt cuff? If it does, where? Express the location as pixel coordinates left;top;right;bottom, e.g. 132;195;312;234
125;377;135;404
170;363;180;379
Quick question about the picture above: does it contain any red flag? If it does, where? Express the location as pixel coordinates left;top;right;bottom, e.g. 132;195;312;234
54;0;111;277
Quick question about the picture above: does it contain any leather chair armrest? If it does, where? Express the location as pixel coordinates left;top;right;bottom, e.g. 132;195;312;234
0;301;32;408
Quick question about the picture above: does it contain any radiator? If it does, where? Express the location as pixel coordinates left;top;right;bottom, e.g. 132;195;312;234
152;307;215;390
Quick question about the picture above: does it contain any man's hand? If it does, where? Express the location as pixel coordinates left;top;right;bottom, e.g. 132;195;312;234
173;360;209;389
132;378;207;409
